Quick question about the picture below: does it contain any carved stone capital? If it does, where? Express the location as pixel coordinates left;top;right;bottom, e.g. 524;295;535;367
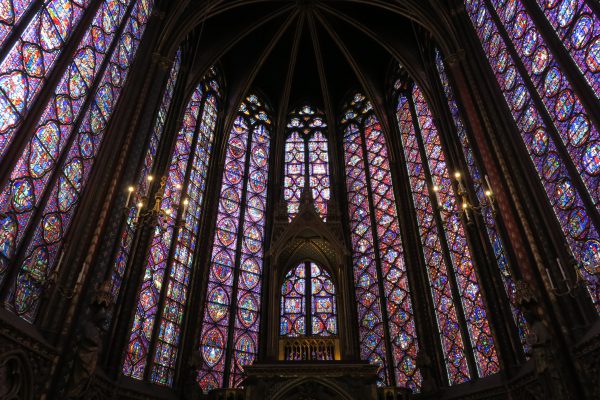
445;49;466;67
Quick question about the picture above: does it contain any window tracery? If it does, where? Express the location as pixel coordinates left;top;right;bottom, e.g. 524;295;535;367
284;105;330;220
196;94;271;391
342;93;421;390
465;0;600;311
123;68;220;386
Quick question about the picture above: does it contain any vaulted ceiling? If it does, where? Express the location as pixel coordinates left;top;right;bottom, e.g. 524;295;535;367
155;0;461;135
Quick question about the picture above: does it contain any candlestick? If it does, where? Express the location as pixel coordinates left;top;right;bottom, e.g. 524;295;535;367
433;185;441;207
182;198;189;216
556;258;567;281
55;250;65;273
484;175;493;193
545;268;555;290
126;186;134;207
135;202;143;221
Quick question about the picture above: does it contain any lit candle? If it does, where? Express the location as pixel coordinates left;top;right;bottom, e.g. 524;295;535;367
556;258;568;281
147;175;154;182
484;175;493;193
545;268;555;290
135;202;143;221
182;198;189;216
462;202;470;221
126;186;134;207
433;185;441;206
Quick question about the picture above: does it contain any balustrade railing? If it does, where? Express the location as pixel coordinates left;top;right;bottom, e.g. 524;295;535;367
278;336;340;361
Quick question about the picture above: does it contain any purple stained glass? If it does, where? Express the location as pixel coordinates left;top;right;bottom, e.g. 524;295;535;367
412;85;499;378
123;68;219;383
279;262;337;338
343;93;421;390
0;0;93;162
197;94;270;391
396;94;470;385
150;92;218;387
0;0;130;286
434;48;529;351
486;0;599;211
0;0;35;48
6;0;153;323
534;0;600;97
284;105;330;221
109;49;181;302
466;0;600;312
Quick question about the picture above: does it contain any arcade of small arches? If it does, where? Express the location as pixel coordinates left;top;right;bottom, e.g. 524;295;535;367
0;1;598;400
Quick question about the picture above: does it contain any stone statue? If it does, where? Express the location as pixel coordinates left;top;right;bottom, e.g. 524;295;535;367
65;280;112;399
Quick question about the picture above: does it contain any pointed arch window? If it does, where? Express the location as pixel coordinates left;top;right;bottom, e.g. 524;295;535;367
465;0;600;311
394;84;500;383
110;49;182;304
342;93;421;390
434;49;529;350
280;262;337;338
123;69;221;386
0;0;154;322
284;105;330;220
533;0;599;97
196;94;271;391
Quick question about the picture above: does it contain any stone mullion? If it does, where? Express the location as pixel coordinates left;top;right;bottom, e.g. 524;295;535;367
46;9;169;393
175;93;229;389
385;91;446;389
423;50;522;369
455;8;591;393
355;116;396;387
333;121;360;360
483;0;600;229
520;0;600;127
433;51;528;364
0;0;137;304
0;0;45;65
222;113;254;386
257;106;278;363
107;46;195;374
0;0;105;188
464;2;597;327
143;88;213;382
406;89;478;381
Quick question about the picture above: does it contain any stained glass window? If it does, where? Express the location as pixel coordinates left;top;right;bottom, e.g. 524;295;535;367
533;0;600;97
0;0;35;48
434;49;529;350
481;0;599;210
0;0;154;322
0;0;94;162
279;262;337;337
465;0;600;311
413;84;499;378
284;105;330;220
197;94;270;392
110;49;182;302
342;93;420;390
123;68;220;385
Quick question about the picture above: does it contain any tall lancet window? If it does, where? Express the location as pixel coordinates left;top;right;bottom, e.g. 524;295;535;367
465;0;600;311
0;0;154;322
395;83;499;384
342;94;421;390
284;105;330;220
197;94;271;391
110;49;182;305
280;262;337;338
533;0;599;97
434;49;529;350
123;69;221;386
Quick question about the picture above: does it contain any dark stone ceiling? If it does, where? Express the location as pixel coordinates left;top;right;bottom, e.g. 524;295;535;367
157;0;459;134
